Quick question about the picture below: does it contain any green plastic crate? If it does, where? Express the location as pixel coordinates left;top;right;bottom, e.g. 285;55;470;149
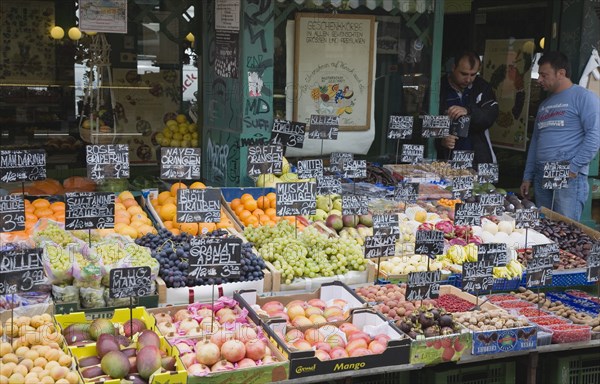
428;362;516;384
545;353;600;384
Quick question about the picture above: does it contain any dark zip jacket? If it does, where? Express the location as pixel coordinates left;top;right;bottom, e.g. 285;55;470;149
435;76;499;165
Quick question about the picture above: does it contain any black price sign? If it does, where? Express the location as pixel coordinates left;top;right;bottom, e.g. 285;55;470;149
478;243;508;266
394;182;419;204
387;115;413;139
421;115;451;138
341;194;368;215
587;243;600;283
454;202;482;226
316;175;342;195
297;159;324;179
343;160;367;179
276;182;316;216
109;267;152;299
450;115;471;138
0;195;25;233
270;119;306;148
160;147;201;180
373;214;400;238
533;243;560;264
0;149;46;183
406;270;441;300
0;248;44;295
329;152;353;173
452;176;474;199
86;144;130;179
189;237;242;279
364;235;396;258
177;188;221;223
526;256;553;288
65;192;115;230
308;114;339;140
515;208;539;229
480;193;504;216
542;161;570;189
247;145;283;178
477;163;499;184
462;260;494;294
415;230;444;256
450;150;474;170
401;144;424;164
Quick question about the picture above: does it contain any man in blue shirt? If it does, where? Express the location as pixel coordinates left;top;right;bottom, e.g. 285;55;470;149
520;51;600;220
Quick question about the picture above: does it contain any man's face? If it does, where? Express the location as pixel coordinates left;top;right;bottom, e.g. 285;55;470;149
451;58;480;91
537;63;565;93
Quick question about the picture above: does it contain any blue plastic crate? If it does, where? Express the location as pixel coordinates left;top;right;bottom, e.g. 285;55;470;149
546;292;600;316
446;274;523;291
550;270;594;287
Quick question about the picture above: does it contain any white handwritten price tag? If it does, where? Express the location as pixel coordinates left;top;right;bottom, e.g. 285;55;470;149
421;115;451;138
0;248;45;295
308;114;339;140
461;260;494;294
387;115;413;139
297;159;324;179
0;195;25;233
109;267;152;299
86;144;129;179
177;188;221;223
247;145;284;178
276;182;316;216
160;147;201;180
65;192;115;230
406;270;441;300
0;149;46;183
271;119;306;148
188;237;242;280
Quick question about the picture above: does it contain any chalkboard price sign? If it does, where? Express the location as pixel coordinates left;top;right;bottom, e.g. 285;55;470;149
189;237;242;280
462;260;494;294
276;182;316;216
533;243;560;264
0;195;25;233
247;145;283;178
421;115;451;138
177;188;221;223
587;243;600;283
406;270;441;301
0;248;45;295
526;256;553;288
341;194;369;215
542;161;570;190
343;160;367;179
415;230;444;256
160;147;201;180
394;182;419;204
450;150;474;170
308;114;339;140
271;119;306;148
65;192;115;230
450;115;471;138
373;214;400;238
401;144;424;164
387;115;413;139
452;176;474;200
109;267;152;299
364;235;397;258
0;149;46;183
297;159;324;179
477;163;499;184
86;144;130;180
515;208;539;229
477;243;508;266
454;202;482;226
479;193;504;216
316;175;342;195
329;152;353;173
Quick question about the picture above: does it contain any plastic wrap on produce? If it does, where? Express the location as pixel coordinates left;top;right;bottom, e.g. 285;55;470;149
42;240;74;284
341;182;391;198
0;292;52;311
72;243;104;288
80;286;106;308
52;284;79;304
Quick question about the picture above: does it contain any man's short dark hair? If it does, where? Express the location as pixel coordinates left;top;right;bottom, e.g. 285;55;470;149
538;51;571;78
454;50;481;69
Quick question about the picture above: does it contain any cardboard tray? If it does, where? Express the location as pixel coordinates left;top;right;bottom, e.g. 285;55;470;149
540;207;600;240
234;280;368;326
263;308;411;379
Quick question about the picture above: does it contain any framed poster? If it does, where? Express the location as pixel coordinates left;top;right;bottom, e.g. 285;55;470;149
482;39;534;151
79;0;127;34
293;13;375;132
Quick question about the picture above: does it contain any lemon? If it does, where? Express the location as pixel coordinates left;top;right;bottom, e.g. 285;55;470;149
176;114;187;124
183;133;191;141
166;119;178;127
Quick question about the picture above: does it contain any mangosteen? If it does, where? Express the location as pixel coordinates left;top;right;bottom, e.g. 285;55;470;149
419;312;435;328
398;320;413;334
441;326;455;336
438;314;454;328
408;330;418;339
423;325;440;338
430;307;440;320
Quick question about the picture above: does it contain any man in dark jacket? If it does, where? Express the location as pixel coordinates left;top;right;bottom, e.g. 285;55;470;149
436;50;499;165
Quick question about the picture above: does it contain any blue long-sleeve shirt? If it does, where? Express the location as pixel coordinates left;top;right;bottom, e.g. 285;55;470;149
523;84;600;181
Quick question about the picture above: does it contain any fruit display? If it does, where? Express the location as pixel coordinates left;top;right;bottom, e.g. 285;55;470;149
453;309;531;332
378;255;448;277
244;221;368;284
534;217;595;260
155;113;200;148
136;228;265;288
229;191;301;228
517;248;587;270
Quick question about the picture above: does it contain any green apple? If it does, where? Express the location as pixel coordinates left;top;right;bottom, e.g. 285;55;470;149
256;173;279;188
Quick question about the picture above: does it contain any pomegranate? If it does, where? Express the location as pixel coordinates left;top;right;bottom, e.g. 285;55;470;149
216;308;234;319
187;363;210;376
221;339;246;363
174;309;193;322
210;329;234;348
175;343;193;354
195;341;220;366
186;327;206;338
157;322;177;336
199;318;220;333
234;324;257;343
153;313;172;324
180;352;197;367
196;308;213;319
178;318;199;333
244;339;266;361
211;360;234;372
262;356;278;364
237;358;257;368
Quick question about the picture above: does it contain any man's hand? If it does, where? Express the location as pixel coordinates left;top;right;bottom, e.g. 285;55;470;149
569;171;577;179
520;180;531;197
447;105;468;120
441;135;458;150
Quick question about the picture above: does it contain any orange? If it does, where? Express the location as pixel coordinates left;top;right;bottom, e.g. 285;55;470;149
238;210;252;222
252;209;265;217
130;213;148;222
150;198;159;208
266;192;277;203
130;220;146;230
34;208;54;218
137;225;156;236
198;222;217;234
117;225;138;239
216;219;232;229
256;196;269;210
240;193;254;203
170;182;188;197
159;203;177;222
170;228;181;235
179;222;199;236
190;182;206;189
244;215;259;227
243;199;257;212
53;214;65;223
230;198;242;211
118;191;135;201
50;202;65;212
122;198;138;209
234;205;246;216
157;191;173;205
25;205;35;214
25;213;37;223
258;215;271;225
115;202;126;211
163;196;177;206
115;215;130;225
265;208;277;218
32;199;50;209
127;206;145;216
163;221;174;229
